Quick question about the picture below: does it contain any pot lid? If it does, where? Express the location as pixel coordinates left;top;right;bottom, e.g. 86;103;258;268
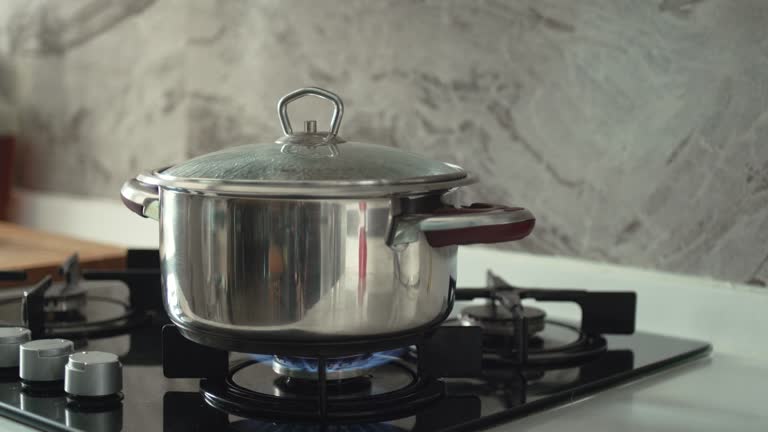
152;87;470;197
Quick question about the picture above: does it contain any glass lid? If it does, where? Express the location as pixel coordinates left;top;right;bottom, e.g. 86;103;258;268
148;87;470;197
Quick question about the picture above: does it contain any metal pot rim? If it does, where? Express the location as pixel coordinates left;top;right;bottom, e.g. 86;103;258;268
137;167;475;198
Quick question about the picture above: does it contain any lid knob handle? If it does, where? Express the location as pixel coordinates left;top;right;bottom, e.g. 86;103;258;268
277;87;344;140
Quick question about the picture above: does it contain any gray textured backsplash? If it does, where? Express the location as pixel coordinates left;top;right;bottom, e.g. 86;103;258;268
1;0;767;284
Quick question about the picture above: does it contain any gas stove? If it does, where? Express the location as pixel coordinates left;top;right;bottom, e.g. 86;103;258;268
0;250;711;431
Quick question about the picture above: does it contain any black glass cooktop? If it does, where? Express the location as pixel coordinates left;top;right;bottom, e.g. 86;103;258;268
0;253;711;432
0;315;710;432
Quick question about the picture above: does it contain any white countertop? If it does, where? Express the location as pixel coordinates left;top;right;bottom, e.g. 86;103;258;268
10;190;768;431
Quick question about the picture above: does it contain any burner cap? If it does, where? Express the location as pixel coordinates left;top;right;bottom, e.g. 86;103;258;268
44;282;88;314
459;304;546;336
271;349;405;381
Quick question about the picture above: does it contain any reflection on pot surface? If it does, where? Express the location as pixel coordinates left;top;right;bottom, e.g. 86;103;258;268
162;192;457;347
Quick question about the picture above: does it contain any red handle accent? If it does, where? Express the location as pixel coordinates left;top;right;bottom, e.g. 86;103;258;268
424;203;535;247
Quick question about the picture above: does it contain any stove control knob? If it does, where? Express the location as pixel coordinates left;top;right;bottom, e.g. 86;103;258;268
0;327;31;368
65;352;122;397
20;339;74;382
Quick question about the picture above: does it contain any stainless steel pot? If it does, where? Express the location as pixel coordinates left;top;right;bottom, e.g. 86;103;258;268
121;87;535;352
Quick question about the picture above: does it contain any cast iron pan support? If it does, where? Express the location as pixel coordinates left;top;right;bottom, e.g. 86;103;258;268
507;291;529;366
22;275;53;339
317;356;327;417
162;324;484;422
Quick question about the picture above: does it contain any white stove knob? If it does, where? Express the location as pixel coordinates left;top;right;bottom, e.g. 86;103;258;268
0;327;31;368
19;339;74;382
65;352;122;397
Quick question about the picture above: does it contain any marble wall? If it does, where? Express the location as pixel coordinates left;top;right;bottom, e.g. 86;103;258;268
1;0;767;285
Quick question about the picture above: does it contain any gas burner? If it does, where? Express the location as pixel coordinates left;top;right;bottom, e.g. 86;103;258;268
201;357;444;423
272;350;406;381
238;354;414;400
452;271;637;369
162;324;483;425
0;254;91;323
0;251;166;341
0;256;118;329
459;304;546;336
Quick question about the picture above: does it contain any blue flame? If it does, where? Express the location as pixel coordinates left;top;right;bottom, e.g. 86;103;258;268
251;349;406;375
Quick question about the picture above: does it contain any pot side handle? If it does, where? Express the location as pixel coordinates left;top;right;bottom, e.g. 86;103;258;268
390;204;535;247
121;178;160;221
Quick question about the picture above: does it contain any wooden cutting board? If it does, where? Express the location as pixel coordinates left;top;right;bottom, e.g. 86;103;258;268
0;221;126;287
